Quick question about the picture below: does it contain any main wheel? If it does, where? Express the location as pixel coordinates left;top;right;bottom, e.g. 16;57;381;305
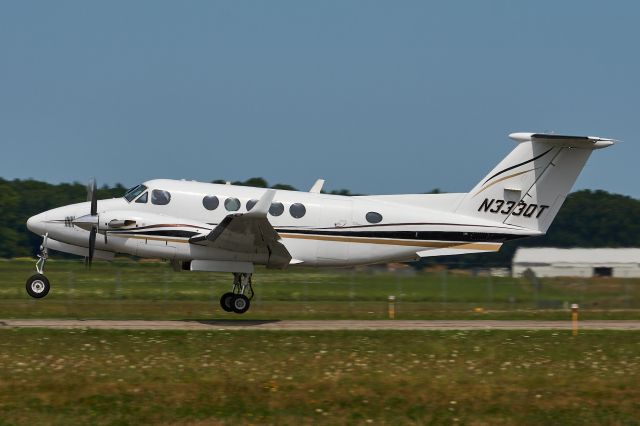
232;294;250;314
26;274;50;299
220;292;235;312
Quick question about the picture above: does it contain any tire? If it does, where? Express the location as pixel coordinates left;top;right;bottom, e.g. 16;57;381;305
220;292;235;312
232;294;250;314
26;274;50;299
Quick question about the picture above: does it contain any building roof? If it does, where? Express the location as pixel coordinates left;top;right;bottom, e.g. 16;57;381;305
513;248;640;265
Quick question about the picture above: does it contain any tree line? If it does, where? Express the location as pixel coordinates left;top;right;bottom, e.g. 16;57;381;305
0;177;638;266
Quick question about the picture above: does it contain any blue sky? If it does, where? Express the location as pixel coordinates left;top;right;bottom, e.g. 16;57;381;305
0;1;637;196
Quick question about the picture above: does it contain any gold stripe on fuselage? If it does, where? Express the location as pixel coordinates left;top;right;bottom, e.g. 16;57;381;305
278;233;501;251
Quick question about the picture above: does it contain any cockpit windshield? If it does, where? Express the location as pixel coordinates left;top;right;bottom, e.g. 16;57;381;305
124;184;148;202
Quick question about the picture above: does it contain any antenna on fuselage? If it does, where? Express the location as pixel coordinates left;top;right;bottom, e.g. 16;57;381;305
309;179;325;193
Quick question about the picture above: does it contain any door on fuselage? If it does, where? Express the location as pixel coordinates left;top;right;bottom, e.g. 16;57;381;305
316;197;352;266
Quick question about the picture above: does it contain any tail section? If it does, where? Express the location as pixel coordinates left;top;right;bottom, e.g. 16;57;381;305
455;133;614;233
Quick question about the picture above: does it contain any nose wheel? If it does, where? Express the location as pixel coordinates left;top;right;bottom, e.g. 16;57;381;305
26;234;51;299
220;273;254;314
26;274;50;298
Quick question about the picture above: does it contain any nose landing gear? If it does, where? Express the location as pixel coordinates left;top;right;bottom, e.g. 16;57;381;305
26;234;50;299
220;273;254;314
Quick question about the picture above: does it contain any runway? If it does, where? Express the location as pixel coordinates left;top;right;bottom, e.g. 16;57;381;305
1;319;640;331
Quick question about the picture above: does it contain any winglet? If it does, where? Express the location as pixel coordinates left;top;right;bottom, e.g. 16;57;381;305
246;189;276;217
309;179;325;193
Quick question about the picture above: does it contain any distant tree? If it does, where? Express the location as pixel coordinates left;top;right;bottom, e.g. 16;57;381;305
0;178;123;257
237;177;269;188
271;183;297;191
1;177;637;262
521;190;640;248
326;189;352;196
212;177;269;188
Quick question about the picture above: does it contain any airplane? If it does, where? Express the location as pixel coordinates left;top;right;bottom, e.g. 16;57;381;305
25;132;614;314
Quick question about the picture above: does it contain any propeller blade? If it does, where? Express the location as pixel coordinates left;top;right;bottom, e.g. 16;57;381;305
87;178;98;216
86;178;93;201
88;227;97;267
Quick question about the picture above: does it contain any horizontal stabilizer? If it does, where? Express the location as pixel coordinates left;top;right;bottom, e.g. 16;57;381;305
509;133;615;150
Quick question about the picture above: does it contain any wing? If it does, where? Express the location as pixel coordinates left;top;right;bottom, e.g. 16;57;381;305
189;189;292;268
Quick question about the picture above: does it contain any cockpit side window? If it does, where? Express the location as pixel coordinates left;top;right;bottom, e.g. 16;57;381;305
135;192;148;203
124;184;148;202
151;189;171;205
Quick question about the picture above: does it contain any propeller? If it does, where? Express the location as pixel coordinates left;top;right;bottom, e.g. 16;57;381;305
87;178;98;266
74;178;99;267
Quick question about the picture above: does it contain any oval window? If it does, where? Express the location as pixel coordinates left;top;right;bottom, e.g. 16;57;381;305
246;199;258;211
365;211;383;223
224;197;241;211
289;203;306;219
269;202;284;216
202;195;219;210
151;189;171;205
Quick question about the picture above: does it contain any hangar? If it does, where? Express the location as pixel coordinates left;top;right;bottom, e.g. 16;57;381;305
512;248;640;278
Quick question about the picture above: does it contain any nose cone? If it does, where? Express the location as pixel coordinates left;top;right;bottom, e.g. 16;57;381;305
27;212;48;236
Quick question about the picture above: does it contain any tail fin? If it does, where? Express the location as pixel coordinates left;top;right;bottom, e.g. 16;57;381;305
455;132;615;233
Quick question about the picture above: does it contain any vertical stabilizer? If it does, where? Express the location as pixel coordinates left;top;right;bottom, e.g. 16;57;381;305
455;133;614;233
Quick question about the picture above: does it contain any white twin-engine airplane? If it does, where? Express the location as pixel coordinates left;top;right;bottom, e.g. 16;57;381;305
26;132;614;313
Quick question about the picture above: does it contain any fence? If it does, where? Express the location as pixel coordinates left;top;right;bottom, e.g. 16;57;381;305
1;260;639;320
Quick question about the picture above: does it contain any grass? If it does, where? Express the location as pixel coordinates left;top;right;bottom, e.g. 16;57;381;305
2;260;639;424
0;329;638;425
1;259;640;320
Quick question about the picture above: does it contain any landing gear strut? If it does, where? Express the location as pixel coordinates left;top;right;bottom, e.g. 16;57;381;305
220;273;254;314
26;234;50;299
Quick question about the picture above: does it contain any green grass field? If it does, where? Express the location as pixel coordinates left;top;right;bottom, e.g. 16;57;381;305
1;259;639;320
2;260;640;424
0;329;638;425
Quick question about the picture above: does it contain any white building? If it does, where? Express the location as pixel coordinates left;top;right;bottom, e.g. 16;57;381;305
512;248;640;278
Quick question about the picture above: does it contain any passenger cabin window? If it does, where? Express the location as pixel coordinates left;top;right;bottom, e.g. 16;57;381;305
151;189;171;205
202;195;219;210
289;203;306;219
269;202;284;216
124;184;147;202
135;192;148;203
366;211;383;224
246;199;258;211
225;197;240;211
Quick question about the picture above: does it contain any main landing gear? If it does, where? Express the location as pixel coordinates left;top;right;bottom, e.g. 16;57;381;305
26;234;51;299
220;273;254;314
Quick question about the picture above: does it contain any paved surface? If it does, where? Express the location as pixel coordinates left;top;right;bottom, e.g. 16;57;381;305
1;319;640;331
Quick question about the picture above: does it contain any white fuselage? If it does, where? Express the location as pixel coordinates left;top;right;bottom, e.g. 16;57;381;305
27;179;536;268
